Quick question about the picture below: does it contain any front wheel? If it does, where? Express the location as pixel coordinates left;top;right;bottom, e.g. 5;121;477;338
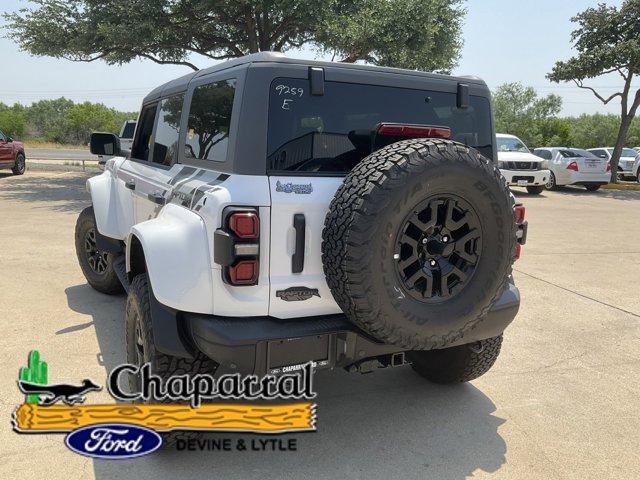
408;335;503;384
585;184;601;192
12;153;25;175
126;274;216;447
74;206;123;294
526;185;544;195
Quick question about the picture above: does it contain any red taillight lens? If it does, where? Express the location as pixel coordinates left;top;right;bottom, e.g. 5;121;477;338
229;212;259;239
606;161;611;172
567;161;579;172
377;123;451;139
229;260;258;285
514;243;522;260
514;205;526;224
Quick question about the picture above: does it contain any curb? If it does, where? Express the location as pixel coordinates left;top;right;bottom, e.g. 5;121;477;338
601;183;640;191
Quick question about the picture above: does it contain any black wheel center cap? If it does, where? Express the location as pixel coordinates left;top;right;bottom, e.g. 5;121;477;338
424;237;454;257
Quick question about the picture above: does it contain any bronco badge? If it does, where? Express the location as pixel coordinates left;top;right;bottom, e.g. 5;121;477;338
276;287;321;302
275;180;313;194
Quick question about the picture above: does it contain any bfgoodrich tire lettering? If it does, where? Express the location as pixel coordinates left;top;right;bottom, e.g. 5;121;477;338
322;139;516;350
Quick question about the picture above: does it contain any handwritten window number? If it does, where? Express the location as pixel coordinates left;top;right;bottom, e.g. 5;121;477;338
282;99;292;110
275;85;304;97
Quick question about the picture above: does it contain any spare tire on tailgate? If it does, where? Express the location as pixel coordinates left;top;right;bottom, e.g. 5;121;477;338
322;138;516;350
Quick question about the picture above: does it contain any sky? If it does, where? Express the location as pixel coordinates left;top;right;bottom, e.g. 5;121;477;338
0;0;636;116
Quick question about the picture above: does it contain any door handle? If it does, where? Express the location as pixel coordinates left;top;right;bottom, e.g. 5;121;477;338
292;214;305;274
147;192;166;206
125;179;136;190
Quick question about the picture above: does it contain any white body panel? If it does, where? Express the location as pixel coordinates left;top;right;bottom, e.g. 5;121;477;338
87;157;134;239
587;148;637;177
267;177;344;319
129;204;214;314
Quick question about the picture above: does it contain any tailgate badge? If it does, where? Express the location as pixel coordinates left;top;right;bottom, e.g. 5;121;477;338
276;287;320;302
275;181;313;194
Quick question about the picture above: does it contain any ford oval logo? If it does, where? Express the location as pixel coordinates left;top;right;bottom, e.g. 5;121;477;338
65;423;162;459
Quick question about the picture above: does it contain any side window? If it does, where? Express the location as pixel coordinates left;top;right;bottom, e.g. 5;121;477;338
535;150;552;160
591;149;607;159
152;94;184;166
0;130;6;142
184;80;236;162
131;104;158;161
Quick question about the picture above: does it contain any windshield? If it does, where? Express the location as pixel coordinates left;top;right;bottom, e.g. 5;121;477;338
496;136;529;153
607;148;637;157
267;78;493;174
120;122;136;139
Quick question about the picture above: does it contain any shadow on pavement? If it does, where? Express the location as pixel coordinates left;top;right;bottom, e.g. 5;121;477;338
64;285;507;480
0;171;92;212
549;185;640;201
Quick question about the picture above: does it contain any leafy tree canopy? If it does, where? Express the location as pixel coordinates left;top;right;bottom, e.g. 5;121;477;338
547;0;640;180
4;0;465;73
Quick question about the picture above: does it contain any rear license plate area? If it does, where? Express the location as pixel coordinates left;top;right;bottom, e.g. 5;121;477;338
268;335;330;374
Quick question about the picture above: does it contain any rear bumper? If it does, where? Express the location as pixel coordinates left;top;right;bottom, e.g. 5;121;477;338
500;169;549;186
168;282;521;376
565;171;609;185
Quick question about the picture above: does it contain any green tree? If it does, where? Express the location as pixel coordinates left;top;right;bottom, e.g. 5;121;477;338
547;0;640;181
492;82;564;147
566;113;621;149
0;103;27;138
4;0;464;73
62;102;119;144
26;97;74;141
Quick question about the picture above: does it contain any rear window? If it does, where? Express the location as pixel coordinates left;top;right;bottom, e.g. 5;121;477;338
267;79;493;174
121;122;136;139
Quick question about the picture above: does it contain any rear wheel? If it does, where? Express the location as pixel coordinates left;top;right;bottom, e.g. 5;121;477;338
585;184;601;192
408;335;503;383
545;172;557;191
526;185;544;195
11;153;25;175
126;274;217;448
74;206;123;294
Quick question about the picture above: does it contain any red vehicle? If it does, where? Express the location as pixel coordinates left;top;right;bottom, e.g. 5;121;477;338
0;130;26;175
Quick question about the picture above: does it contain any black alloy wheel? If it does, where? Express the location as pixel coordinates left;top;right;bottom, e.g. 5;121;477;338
394;195;482;303
84;228;109;275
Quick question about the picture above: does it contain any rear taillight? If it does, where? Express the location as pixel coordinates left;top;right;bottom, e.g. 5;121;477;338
514;203;527;260
567;161;579;172
229;212;259;239
229;260;259;285
376;123;451;139
214;207;260;286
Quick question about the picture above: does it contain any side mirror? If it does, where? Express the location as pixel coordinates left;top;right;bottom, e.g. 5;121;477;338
7;137;13;142
90;132;121;156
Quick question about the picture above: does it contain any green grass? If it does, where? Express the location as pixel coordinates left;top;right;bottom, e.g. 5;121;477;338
23;140;86;150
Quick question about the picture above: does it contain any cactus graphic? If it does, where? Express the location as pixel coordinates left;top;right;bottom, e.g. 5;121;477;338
19;350;48;404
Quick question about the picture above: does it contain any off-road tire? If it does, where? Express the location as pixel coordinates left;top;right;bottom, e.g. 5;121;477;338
545;171;557;191
322;139;516;350
126;273;217;448
12;153;25;175
526;185;544;195
585;184;601;192
408;335;503;383
75;206;123;295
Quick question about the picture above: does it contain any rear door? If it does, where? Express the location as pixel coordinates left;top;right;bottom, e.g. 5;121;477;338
266;76;494;319
129;94;185;223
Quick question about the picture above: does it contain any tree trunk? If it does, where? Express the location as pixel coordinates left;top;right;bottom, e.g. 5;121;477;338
609;115;633;183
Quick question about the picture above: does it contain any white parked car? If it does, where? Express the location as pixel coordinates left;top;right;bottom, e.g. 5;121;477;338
533;147;609;191
496;134;550;194
587;147;637;181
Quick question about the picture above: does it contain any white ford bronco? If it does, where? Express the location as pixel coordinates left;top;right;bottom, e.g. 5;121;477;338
77;52;526;391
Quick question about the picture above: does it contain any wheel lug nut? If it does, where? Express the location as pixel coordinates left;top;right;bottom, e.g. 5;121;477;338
422;238;428;244
429;259;437;267
442;235;449;242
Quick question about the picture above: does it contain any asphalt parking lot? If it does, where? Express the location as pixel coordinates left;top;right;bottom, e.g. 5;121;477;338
1;169;639;480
